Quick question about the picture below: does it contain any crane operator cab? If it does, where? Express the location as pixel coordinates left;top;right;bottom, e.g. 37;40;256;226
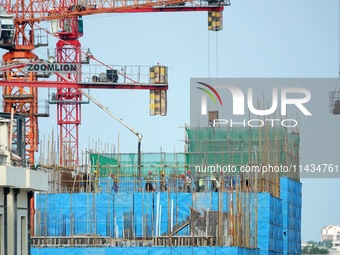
0;14;15;48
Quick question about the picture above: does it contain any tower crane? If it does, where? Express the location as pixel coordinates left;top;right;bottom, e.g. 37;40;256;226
0;0;229;238
0;0;229;167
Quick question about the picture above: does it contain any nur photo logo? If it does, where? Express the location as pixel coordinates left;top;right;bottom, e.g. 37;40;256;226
196;82;223;115
193;79;312;128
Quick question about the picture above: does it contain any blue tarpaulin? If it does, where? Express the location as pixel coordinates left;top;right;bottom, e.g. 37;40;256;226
280;177;302;255
34;176;301;255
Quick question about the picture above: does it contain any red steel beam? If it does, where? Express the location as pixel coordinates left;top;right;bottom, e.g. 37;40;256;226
0;81;168;90
121;6;224;12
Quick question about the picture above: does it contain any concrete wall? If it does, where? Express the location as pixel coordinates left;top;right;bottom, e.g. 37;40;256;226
0;165;47;255
0;165;48;191
0;187;34;255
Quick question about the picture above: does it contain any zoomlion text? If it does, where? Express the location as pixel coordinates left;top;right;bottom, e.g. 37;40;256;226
27;63;77;73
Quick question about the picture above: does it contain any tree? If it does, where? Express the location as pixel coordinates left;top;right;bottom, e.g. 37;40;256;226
321;239;333;249
302;242;329;254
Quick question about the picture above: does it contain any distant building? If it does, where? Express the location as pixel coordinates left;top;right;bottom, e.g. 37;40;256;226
322;225;340;249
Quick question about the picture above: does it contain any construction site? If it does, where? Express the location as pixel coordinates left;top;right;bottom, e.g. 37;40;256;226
0;0;314;254
2;122;303;254
27;124;302;255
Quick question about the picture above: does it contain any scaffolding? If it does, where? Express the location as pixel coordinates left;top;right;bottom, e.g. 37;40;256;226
63;126;299;196
33;126;301;253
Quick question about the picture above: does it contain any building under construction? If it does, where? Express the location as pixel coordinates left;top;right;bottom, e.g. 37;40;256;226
31;125;302;255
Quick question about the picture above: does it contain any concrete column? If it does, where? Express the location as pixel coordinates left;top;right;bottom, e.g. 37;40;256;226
4;187;10;255
27;191;33;255
13;188;20;255
0;187;4;255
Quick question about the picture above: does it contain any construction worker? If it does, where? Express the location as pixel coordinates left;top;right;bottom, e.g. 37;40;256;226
82;172;89;192
182;172;192;193
195;173;205;192
210;174;220;192
160;172;167;192
186;170;192;192
91;171;97;192
145;171;154;192
111;173;119;192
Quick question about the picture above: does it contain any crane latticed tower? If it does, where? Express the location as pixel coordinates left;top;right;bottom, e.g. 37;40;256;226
0;0;229;167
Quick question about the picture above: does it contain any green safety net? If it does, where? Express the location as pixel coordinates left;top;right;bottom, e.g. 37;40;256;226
90;127;299;180
89;152;186;177
185;127;300;180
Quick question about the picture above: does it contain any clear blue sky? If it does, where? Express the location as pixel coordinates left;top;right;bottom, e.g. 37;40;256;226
1;0;339;242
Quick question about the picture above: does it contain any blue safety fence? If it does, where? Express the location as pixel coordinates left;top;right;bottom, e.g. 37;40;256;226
257;193;283;255
280;177;302;255
35;177;301;255
36;192;193;238
31;246;260;255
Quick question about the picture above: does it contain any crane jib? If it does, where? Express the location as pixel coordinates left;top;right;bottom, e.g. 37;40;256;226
26;63;78;73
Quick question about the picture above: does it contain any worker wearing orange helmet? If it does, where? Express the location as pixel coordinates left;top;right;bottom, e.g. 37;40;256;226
182;170;192;193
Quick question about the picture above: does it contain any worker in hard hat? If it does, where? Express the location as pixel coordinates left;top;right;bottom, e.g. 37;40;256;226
111;173;119;193
91;170;97;192
182;172;192;193
210;173;220;192
194;172;205;192
186;170;192;192
160;172;167;192
145;171;154;192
